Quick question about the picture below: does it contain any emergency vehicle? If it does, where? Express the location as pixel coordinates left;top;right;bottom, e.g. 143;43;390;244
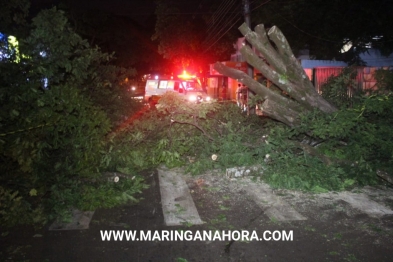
144;71;211;106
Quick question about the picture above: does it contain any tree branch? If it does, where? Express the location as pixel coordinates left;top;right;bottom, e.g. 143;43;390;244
172;119;215;141
292;141;335;166
377;170;393;185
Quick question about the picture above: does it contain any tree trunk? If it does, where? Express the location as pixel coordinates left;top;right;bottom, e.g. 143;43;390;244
213;23;337;126
213;62;304;127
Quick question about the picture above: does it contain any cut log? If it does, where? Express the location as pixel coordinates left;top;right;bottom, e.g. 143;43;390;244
213;62;306;127
214;23;338;126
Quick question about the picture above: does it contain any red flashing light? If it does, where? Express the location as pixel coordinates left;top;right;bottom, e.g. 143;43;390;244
178;70;196;80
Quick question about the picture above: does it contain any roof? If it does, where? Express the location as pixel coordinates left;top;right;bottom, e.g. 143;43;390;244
300;60;348;69
359;48;393;67
299;48;393;69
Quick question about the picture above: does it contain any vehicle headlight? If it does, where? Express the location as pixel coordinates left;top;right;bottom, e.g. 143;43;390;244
205;96;211;101
189;95;197;101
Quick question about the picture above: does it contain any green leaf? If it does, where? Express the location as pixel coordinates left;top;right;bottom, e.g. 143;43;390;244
29;188;38;196
11;109;20;116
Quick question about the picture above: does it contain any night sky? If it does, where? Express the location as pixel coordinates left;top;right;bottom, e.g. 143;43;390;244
29;0;156;24
30;0;213;25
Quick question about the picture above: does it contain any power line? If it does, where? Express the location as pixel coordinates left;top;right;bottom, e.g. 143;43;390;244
203;13;241;50
206;0;229;28
278;15;346;44
251;0;272;12
203;16;241;53
203;0;242;48
204;0;238;45
206;0;237;32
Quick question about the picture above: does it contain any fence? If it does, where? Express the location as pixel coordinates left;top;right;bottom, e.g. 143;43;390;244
304;66;393;94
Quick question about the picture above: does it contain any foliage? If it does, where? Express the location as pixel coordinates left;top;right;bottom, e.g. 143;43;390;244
0;0;30;33
0;8;146;227
108;84;392;193
0;186;46;227
268;82;393;191
252;68;393;192
47;176;148;223
374;69;393;92
321;68;393;110
152;0;203;71
63;7;165;76
321;67;364;109
107;92;267;176
262;152;353;192
152;0;235;73
267;63;393;190
252;0;393;63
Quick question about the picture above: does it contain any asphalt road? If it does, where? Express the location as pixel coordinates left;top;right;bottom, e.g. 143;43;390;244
1;168;393;262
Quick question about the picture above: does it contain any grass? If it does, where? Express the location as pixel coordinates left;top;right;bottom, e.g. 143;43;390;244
219;205;230;211
222;195;231;200
361;223;387;235
210;214;227;224
369;224;383;233
205;186;220;192
269;217;279;224
175;204;186;214
176;258;188;262
181;221;194;228
208;214;228;230
334;233;342;240
304;225;316;232
344;254;357;261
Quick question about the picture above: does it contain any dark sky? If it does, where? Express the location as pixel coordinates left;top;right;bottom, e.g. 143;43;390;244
30;0;213;25
71;0;157;24
30;0;157;24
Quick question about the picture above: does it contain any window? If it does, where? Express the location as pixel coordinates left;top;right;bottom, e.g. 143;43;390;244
158;80;168;89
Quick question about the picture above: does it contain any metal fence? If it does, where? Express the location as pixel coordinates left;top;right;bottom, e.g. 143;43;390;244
310;66;393;95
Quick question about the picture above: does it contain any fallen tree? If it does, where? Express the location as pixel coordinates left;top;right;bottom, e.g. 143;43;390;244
214;23;337;127
214;24;393;186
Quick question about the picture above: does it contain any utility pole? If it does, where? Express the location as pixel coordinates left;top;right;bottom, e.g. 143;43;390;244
243;0;253;115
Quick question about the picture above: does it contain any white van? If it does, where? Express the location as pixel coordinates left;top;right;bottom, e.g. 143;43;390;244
144;74;210;106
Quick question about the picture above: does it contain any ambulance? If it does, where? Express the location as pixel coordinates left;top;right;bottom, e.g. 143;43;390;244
144;71;211;106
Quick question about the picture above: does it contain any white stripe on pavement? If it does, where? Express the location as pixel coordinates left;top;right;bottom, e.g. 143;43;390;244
244;179;307;221
158;167;204;226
